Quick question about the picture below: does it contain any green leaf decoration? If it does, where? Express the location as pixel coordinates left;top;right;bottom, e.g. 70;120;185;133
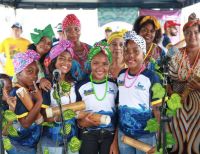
61;124;72;135
155;63;160;70
155;148;163;154
7;125;19;137
63;109;76;121
3;110;17;122
152;83;166;99
155;71;164;80
68;136;82;153
144;118;159;133
166;132;176;148
44;147;49;154
3;138;13;150
42;122;54;127
3;118;8;128
150;58;156;63
53;90;59;100
167;93;182;111
60;81;71;93
166;109;177;117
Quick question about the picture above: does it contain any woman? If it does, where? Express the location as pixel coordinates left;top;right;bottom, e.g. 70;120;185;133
168;19;200;154
62;14;91;81
133;16;165;73
107;31;126;79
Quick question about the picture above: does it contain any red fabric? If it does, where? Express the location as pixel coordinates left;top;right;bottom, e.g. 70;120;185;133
62;14;81;31
164;20;180;29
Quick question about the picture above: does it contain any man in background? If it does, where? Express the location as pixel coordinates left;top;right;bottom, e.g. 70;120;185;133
101;27;112;42
0;22;30;76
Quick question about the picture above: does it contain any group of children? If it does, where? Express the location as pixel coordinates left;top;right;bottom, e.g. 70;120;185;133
1;14;162;154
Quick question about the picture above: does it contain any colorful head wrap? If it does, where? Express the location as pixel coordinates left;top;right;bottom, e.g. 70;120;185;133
107;30;127;44
88;41;112;63
44;40;74;67
13;50;40;74
124;31;146;54
140;16;161;30
62;14;81;31
183;19;200;32
30;24;55;44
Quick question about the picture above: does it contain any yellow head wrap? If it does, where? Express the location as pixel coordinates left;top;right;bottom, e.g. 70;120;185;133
107;29;127;44
140;16;161;30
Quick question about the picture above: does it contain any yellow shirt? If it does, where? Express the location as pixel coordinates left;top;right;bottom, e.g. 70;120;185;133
0;37;30;76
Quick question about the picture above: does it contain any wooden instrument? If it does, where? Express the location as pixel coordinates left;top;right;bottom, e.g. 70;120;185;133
16;87;44;124
122;135;152;153
45;101;86;118
76;111;111;125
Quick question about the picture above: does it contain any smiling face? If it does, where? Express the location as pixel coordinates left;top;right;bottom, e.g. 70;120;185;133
109;38;124;59
36;36;52;56
17;61;39;88
91;52;110;81
55;51;72;74
64;25;81;42
124;40;144;72
184;25;200;48
139;23;156;45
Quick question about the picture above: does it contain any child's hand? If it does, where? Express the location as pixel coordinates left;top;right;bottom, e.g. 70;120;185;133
7;96;17;111
109;139;119;154
77;113;99;128
147;146;156;154
39;78;52;92
32;81;43;103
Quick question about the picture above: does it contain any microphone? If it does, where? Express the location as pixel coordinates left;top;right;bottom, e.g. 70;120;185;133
53;69;61;83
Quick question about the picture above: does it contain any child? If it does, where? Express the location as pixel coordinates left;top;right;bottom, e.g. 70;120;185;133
40;40;80;154
117;31;160;154
8;50;45;154
0;74;16;113
75;42;118;154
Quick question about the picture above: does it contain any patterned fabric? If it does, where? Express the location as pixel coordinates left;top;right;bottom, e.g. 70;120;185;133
168;47;200;154
62;14;81;31
124;31;146;54
88;41;112;63
13;50;40;74
44;40;74;67
107;31;126;44
30;24;55;44
140;16;161;30
183;19;200;31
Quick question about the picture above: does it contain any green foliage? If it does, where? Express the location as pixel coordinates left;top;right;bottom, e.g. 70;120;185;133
144;118;159;133
43;147;49;154
155;148;163;154
3;110;17;122
167;93;182;111
7;125;19;137
63;109;76;121
3;138;13;150
60;81;71;93
152;83;166;99
68;136;82;153
53;90;59;100
2;118;8;128
166;132;176;148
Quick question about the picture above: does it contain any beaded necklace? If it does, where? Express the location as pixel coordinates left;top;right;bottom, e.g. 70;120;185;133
124;64;145;88
90;74;108;101
178;48;200;81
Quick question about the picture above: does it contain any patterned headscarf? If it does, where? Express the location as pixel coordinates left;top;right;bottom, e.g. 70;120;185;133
124;31;146;54
44;40;74;67
13;50;40;74
183;19;200;32
88;41;112;63
62;14;81;31
107;29;127;44
140;16;161;30
30;24;55;44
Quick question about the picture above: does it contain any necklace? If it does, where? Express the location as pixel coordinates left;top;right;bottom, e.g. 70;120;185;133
178;48;200;81
144;43;155;61
124;65;145;88
90;74;108;101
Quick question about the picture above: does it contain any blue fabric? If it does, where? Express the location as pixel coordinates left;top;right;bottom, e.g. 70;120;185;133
118;129;155;154
162;34;171;48
118;105;154;138
43;118;77;145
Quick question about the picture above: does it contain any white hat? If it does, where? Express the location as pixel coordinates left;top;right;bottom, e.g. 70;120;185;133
124;31;146;54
